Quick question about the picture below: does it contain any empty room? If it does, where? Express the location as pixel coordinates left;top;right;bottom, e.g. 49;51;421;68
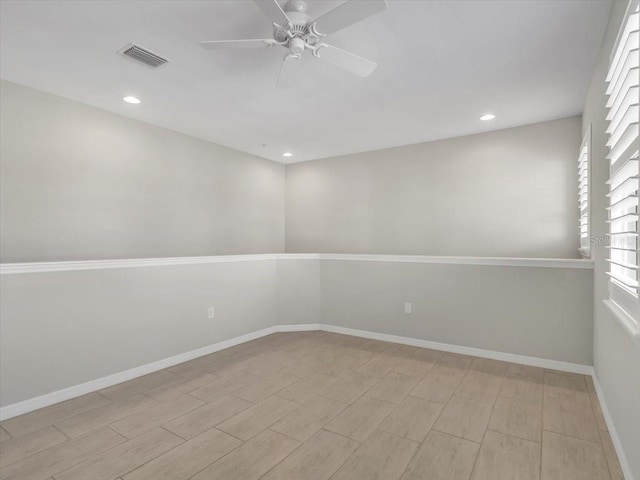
0;0;638;479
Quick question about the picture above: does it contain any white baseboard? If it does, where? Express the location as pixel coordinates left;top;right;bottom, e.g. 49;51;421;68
316;325;593;375
0;326;279;421
273;323;322;332
592;374;634;480
0;323;592;421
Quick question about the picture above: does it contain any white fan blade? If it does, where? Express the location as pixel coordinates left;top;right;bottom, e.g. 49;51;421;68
200;39;274;49
252;0;291;26
312;0;387;36
315;44;377;77
276;53;301;88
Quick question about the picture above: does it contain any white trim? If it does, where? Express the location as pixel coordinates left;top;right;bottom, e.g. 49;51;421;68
0;326;279;421
604;299;640;346
0;254;282;275
592;373;635;480
0;323;592;421
317;324;593;375
273;254;321;261
319;254;593;269
0;253;594;275
273;323;322;332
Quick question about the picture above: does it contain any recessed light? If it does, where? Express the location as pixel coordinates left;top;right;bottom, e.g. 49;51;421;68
282;152;293;157
480;113;495;121
123;96;141;104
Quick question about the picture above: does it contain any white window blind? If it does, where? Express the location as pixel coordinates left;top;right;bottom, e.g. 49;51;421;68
606;0;639;320
579;127;590;256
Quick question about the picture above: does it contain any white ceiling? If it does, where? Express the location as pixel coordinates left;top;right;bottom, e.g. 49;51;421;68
0;0;611;163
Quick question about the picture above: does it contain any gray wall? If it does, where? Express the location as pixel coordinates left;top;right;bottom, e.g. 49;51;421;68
320;260;593;365
0;80;285;262
276;258;321;326
286;117;582;258
582;1;640;478
1;79;582;262
0;260;278;406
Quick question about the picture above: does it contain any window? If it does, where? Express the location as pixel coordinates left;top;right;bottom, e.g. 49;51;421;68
606;0;639;322
579;126;591;257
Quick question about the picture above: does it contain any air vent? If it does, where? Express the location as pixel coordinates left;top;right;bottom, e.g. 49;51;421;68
118;43;169;68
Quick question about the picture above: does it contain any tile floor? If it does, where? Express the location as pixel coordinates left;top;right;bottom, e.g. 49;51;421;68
0;331;624;480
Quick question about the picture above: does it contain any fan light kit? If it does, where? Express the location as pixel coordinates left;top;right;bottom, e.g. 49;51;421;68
480;113;495;121
123;96;141;104
200;0;388;86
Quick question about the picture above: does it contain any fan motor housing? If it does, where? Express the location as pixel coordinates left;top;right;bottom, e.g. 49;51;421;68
273;10;311;42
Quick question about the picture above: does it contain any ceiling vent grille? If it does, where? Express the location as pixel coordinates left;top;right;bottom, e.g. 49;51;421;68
118;43;169;68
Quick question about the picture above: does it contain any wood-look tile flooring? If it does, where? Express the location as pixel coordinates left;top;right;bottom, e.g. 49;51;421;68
0;331;624;480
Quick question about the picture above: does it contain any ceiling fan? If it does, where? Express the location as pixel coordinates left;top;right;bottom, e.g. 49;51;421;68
200;0;388;86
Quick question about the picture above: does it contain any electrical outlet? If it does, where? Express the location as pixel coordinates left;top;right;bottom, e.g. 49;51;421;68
208;307;215;319
404;302;412;314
